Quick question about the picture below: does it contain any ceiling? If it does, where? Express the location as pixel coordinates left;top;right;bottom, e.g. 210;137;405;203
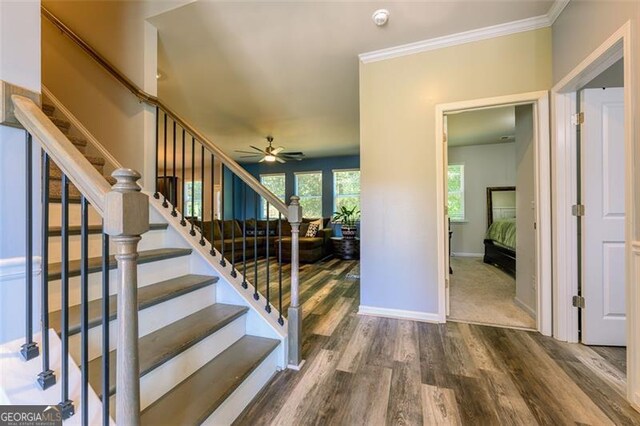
150;1;554;162
447;106;515;147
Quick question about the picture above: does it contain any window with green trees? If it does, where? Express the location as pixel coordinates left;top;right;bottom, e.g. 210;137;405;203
448;164;465;221
184;181;203;219
333;169;360;212
295;171;323;218
260;174;286;218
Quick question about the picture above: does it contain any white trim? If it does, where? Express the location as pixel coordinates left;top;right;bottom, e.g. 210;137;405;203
551;20;638;407
546;0;571;25
451;252;483;258
0;257;42;281
358;305;442;323
331;168;359;173
514;296;537;319
435;91;553;336
359;15;549;64
42;86;122;172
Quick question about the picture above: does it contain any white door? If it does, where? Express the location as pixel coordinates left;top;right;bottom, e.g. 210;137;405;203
581;87;626;346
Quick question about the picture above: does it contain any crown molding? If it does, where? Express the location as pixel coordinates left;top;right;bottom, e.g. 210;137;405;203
359;0;570;64
547;0;571;25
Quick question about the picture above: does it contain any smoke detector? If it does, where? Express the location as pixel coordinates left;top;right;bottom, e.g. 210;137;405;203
372;9;389;27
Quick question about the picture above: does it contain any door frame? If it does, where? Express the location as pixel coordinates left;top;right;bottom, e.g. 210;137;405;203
435;90;552;336
551;21;638;407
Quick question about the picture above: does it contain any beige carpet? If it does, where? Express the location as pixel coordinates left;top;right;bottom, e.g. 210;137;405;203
448;257;536;329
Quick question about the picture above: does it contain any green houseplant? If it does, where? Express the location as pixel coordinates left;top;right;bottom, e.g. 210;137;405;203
332;205;360;240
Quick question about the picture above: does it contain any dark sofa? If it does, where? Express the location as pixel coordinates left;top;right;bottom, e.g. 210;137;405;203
195;217;333;263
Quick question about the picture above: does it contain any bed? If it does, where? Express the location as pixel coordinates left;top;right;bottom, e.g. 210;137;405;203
483;187;516;276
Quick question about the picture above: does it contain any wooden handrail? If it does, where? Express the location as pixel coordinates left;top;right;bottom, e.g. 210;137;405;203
41;6;289;217
12;95;111;215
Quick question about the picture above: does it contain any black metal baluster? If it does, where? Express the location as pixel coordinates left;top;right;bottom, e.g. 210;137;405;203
231;175;236;277
38;153;55;388
189;136;196;236
278;213;284;325
199;146;206;246
101;229;110;426
210;154;216;256
253;192;259;301
154;106;159;199
171;120;177;217
220;165;226;266
80;197;89;425
162;113;168;208
59;175;74;419
265;204;271;313
242;182;247;289
180;129;186;226
20;133;38;361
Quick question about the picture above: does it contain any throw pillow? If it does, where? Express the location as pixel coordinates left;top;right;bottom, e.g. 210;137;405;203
310;218;323;230
306;222;320;237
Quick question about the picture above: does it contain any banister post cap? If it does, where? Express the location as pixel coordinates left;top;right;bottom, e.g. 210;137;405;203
288;196;302;224
104;168;149;236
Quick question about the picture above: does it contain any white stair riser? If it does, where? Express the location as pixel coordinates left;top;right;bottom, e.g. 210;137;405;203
47;230;166;263
47;256;192;312
137;315;246;410
68;285;217;362
49;203;102;227
202;346;279;426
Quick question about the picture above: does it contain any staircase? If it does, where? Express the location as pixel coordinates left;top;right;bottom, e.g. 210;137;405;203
0;96;287;424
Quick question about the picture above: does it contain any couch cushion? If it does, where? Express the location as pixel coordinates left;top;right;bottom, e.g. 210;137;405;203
276;236;323;250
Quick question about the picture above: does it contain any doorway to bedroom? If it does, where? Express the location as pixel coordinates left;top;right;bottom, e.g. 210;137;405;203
444;103;537;329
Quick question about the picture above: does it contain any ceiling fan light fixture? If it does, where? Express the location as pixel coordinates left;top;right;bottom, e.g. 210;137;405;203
265;154;276;162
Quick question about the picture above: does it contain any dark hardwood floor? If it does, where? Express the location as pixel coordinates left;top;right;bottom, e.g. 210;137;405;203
236;258;638;425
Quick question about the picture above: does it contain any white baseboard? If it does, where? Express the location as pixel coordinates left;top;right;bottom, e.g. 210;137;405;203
358;305;442;323
0;257;42;281
451;252;483;258
514;296;536;319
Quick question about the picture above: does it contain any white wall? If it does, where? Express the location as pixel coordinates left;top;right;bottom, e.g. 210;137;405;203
448;143;516;256
514;105;536;315
359;28;551;316
0;0;42;343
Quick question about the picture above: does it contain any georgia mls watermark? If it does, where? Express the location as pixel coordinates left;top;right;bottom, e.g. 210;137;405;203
0;405;62;426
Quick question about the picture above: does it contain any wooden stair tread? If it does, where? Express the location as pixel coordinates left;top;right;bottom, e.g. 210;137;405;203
49;274;218;335
51;117;70;131
47;248;192;281
140;335;279;425
48;223;167;237
42;103;55;116
88;303;249;398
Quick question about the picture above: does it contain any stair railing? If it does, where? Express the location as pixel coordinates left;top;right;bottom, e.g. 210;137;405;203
42;6;304;368
12;94;149;425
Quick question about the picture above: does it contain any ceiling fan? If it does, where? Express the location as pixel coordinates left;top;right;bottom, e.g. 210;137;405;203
235;136;304;163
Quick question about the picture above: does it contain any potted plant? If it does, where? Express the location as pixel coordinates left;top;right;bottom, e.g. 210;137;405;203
332;205;360;240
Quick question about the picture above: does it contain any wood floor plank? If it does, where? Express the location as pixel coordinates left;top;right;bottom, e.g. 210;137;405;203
386;361;423;425
421;384;462;426
393;320;420;364
312;297;353;336
336;315;377;373
334;364;392;426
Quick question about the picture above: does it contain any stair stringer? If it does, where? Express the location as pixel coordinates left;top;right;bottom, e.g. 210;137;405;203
148;196;288;368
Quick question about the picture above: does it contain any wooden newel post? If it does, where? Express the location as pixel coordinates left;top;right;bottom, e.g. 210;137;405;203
287;196;303;369
104;168;149;425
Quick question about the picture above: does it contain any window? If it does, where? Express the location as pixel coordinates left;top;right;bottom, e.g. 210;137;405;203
260;174;286;218
447;164;465;221
184;181;203;219
295;172;323;218
333;169;360;212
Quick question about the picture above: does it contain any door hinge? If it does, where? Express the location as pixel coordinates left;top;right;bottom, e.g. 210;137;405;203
572;295;585;309
572;204;585;216
571;112;584;125
445;278;450;288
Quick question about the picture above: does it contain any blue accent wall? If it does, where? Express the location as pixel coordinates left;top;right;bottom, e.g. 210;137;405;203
236;155;360;219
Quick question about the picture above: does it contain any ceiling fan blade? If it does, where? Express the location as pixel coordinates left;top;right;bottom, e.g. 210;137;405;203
275;157;286;164
272;146;285;155
235;150;261;154
258;157;266;163
240;155;261;158
250;145;265;153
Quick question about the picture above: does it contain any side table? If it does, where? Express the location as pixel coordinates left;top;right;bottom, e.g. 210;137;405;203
331;237;360;260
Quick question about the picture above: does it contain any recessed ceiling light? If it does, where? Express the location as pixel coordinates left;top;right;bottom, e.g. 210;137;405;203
372;9;389;27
